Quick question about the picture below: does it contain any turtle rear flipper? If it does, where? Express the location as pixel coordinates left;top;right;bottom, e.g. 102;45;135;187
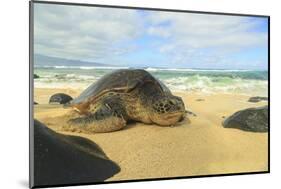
68;115;126;133
68;102;127;133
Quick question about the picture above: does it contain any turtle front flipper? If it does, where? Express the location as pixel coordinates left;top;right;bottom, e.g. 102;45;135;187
68;102;127;133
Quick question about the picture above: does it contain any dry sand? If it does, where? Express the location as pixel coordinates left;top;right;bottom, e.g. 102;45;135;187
34;88;268;181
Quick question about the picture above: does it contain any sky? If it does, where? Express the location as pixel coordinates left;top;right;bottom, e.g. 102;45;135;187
34;3;269;70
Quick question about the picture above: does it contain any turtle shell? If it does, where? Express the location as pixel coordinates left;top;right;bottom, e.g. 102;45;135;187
70;69;165;112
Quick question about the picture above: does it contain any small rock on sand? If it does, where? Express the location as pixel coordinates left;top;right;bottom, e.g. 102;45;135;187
34;74;40;79
248;96;268;103
49;93;73;104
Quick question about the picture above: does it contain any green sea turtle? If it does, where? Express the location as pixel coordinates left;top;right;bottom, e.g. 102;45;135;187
67;69;186;133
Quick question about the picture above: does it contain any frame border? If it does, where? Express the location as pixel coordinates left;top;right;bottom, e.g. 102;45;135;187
29;1;34;188
29;0;270;188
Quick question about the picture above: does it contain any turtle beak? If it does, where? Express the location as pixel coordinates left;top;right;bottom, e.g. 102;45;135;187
178;115;185;122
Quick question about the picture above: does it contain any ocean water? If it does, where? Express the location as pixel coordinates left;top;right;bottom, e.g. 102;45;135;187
34;66;268;96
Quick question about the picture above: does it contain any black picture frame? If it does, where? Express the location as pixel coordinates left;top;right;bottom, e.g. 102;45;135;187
29;0;270;188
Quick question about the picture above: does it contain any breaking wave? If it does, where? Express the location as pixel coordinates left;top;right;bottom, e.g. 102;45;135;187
34;67;268;96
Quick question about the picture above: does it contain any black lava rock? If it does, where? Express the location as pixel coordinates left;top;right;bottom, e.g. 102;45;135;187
49;93;73;104
222;105;268;132
32;120;120;187
34;74;40;79
248;96;268;103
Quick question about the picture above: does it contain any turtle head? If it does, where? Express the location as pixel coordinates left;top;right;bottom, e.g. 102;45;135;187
150;95;186;126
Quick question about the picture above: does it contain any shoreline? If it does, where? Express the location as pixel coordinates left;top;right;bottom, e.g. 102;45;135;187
34;87;268;181
33;67;268;97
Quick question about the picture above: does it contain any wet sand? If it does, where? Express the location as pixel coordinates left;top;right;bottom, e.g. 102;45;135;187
34;88;268;181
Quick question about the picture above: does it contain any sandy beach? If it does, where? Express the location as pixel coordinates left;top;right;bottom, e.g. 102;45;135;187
34;88;268;181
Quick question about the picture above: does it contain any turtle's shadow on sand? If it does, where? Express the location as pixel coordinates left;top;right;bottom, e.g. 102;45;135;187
121;121;138;131
121;117;191;131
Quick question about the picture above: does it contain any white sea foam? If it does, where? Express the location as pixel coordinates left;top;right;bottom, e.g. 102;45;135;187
145;67;251;72
35;65;253;72
34;75;268;96
35;65;129;70
164;76;268;96
34;67;268;96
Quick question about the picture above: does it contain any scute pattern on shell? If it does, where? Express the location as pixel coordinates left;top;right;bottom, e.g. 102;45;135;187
70;69;163;108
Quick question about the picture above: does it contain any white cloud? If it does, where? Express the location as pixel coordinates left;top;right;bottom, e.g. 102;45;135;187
147;12;267;48
146;12;267;67
33;4;268;69
34;4;142;61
